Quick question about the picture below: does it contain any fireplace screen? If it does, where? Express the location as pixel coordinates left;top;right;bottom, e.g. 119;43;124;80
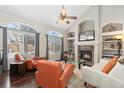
80;50;92;61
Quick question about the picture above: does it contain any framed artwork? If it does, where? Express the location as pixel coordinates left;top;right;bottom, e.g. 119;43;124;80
79;30;95;41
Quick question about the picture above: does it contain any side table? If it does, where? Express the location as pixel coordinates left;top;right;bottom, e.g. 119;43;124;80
78;60;86;69
10;62;26;76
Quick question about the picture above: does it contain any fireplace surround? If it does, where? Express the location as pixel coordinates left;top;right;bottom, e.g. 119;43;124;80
78;45;94;66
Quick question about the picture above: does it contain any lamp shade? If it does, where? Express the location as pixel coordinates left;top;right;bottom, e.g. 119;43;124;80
114;35;123;40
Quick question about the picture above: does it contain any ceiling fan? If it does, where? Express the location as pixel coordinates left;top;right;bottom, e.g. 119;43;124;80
57;5;77;24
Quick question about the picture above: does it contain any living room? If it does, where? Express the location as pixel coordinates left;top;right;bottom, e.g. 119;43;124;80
0;4;124;90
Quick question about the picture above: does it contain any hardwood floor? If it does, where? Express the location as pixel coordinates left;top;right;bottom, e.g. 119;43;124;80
0;71;38;88
0;71;10;88
10;71;38;88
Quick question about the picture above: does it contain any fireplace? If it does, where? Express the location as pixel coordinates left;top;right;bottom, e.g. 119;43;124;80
80;50;92;61
78;45;94;66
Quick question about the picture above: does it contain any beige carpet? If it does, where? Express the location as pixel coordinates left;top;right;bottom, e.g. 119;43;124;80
67;67;85;88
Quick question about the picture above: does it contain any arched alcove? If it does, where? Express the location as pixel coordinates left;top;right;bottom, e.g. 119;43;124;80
102;23;123;33
67;32;75;38
78;20;95;41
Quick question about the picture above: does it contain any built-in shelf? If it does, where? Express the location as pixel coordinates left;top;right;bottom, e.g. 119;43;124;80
67;32;75;56
102;48;123;51
102;54;117;58
102;41;118;43
67;37;75;40
102;31;124;36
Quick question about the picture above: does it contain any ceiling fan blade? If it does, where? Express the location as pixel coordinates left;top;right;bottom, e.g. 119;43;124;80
66;16;77;19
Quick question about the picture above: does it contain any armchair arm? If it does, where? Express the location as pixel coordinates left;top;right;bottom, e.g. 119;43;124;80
82;66;124;88
26;60;33;70
59;64;75;88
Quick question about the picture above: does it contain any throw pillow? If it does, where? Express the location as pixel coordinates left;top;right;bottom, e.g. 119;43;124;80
101;57;118;74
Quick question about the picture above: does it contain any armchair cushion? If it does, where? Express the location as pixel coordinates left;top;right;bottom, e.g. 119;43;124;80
36;60;63;88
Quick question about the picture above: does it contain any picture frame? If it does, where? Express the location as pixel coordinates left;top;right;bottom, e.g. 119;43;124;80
79;30;95;41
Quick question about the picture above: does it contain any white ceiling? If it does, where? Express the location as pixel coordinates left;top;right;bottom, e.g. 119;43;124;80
0;5;91;31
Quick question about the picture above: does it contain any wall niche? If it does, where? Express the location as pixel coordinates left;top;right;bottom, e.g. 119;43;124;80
67;32;75;38
78;20;95;41
102;23;123;33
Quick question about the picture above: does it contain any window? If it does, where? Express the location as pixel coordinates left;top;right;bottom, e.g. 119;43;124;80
7;30;36;60
2;23;37;61
46;31;63;55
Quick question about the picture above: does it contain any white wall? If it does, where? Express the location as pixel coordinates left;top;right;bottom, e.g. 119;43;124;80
101;5;124;28
0;11;66;57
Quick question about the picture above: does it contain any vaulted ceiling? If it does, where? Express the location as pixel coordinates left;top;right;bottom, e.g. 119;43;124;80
0;5;91;31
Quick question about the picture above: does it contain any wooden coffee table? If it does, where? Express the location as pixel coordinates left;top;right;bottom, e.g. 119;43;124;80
10;62;26;76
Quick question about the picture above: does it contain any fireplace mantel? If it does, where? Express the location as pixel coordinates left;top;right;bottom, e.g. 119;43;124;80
75;41;99;46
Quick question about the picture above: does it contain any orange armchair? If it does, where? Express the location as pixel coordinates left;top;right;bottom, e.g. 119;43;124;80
15;54;33;70
35;60;75;88
32;57;42;69
15;54;42;70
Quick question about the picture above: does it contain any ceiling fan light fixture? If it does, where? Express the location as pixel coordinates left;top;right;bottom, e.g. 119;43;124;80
58;19;65;24
61;9;67;16
56;5;77;24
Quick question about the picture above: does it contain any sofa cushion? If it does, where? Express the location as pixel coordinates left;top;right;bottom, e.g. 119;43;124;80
93;59;109;71
101;57;118;74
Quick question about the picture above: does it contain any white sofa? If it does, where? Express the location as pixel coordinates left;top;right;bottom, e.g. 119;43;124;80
82;59;124;88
